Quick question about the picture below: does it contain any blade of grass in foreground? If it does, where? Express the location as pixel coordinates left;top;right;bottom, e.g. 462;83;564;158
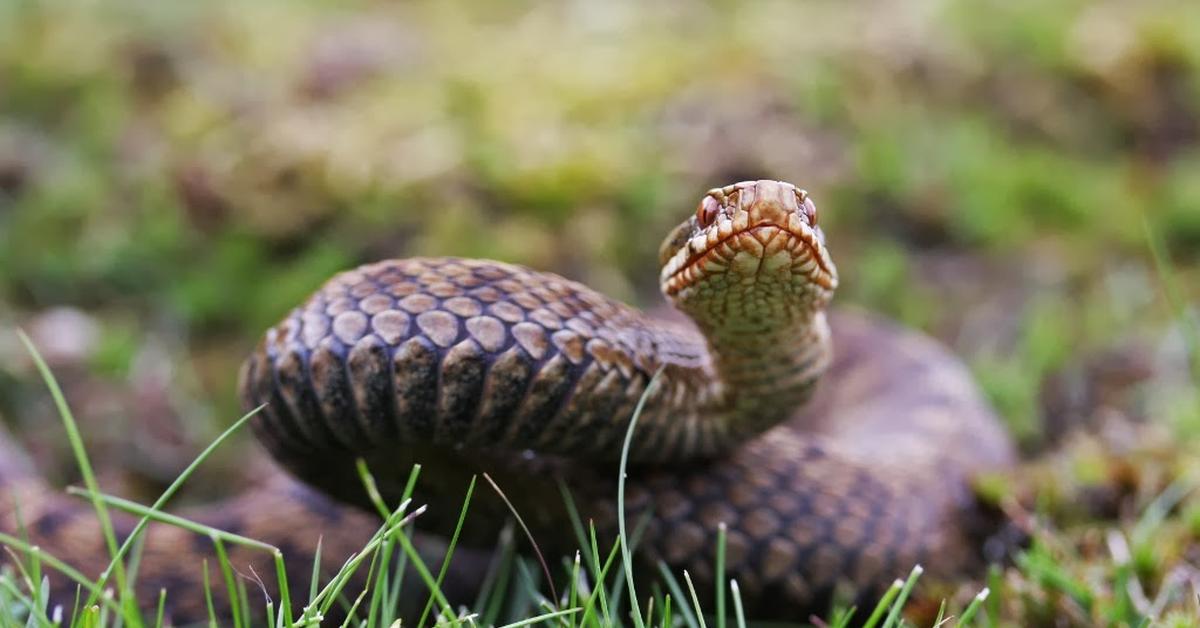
715;523;727;628
497;607;580;628
307;537;323;610
313;499;417;617
880;565;922;628
354;462;423;627
17;331;133;621
96;406;264;613
682;571;707;628
656;564;699;628
730;580;746;628
155;588;167;627
417;475;477;627
65;490;281;555
475;524;517;626
619;366;666;628
577;527;621;626
861;578;903;628
0;560;52;628
213;537;245;628
63;489;294;624
389;518;462;623
484;473;559;607
566;551;581;627
0;533;123;616
956;588;989;627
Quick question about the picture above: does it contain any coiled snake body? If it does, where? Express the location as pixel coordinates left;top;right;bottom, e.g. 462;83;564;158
1;181;1015;623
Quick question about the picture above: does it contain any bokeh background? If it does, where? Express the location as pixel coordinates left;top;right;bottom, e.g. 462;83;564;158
1;0;1198;622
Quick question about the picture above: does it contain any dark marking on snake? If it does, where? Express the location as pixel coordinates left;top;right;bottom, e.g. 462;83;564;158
0;181;1016;624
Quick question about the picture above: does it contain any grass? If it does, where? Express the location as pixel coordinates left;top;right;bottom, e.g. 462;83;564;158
0;4;1197;624
0;335;1017;628
8;326;1198;627
2;222;1200;627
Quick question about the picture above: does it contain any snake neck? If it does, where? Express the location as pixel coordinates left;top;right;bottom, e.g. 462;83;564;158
700;310;832;440
633;307;832;462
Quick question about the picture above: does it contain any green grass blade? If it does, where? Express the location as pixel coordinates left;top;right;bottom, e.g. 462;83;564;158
557;483;595;572
313;501;415;616
862;578;903;628
418;475;477;627
0;575;50;628
656;562;699;628
567;552;581;628
66;490;279;554
213;537;244;628
202;559;218;627
730;579;746;628
308;536;323;604
237;577;251;626
274;550;294;627
388;512;459;621
17;331;133;621
498;607;580;628
619;366;666;628
355;459;392;520
154;588;166;628
956;587;989;627
829;605;857;628
578;530;620;626
881;565;923;628
477;525;517;626
0;532;123;616
715;523;726;628
585;524;613;625
1016;548;1094;612
682;570;708;628
99;405;263;606
483;473;559;608
357;463;422;626
337;588;371;628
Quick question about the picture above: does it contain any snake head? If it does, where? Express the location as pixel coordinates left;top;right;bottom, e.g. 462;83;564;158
659;180;837;327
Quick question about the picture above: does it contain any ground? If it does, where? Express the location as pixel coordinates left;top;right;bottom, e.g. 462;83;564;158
0;0;1198;626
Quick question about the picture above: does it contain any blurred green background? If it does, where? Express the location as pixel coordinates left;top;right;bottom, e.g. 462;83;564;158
0;0;1198;621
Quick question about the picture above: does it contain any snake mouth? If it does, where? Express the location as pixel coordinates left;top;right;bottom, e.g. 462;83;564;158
662;222;836;295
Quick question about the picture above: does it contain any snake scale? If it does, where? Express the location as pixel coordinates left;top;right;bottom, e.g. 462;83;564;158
1;180;1015;624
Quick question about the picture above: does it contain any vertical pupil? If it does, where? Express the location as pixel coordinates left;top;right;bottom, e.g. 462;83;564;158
698;197;719;226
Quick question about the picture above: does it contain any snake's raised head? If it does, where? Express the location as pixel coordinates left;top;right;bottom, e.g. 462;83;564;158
659;180;838;330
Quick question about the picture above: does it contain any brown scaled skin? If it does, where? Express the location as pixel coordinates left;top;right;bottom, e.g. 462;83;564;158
0;442;487;625
0;180;1016;623
243;180;1016;619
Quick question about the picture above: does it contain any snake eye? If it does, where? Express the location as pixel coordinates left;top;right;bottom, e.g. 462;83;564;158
696;196;720;228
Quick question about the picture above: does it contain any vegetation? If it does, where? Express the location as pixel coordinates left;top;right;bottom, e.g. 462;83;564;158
0;0;1197;625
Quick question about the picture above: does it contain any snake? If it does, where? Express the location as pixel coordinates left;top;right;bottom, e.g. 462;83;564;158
0;180;1016;624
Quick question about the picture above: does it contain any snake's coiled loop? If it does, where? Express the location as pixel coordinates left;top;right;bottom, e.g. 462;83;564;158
0;181;1016;623
241;181;1016;616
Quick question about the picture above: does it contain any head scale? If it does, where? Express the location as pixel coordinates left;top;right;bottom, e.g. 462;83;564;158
658;180;838;330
